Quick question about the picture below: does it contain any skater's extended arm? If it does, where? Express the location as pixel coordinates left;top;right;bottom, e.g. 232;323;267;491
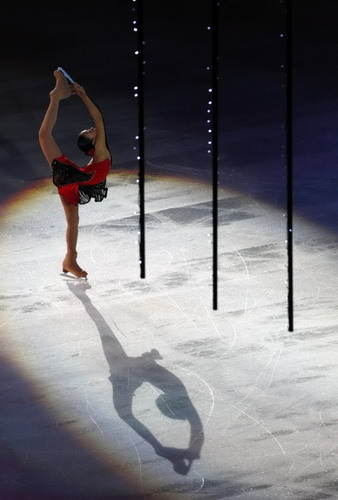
72;83;110;162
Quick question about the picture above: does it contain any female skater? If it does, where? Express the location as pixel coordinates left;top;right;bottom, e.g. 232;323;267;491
39;69;111;278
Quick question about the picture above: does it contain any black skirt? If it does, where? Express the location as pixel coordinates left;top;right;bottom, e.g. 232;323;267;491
78;182;108;204
52;158;94;187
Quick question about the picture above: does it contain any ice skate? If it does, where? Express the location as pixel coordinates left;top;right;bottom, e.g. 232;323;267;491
62;253;87;279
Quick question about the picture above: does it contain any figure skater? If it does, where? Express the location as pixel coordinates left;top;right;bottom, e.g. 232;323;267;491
39;69;111;278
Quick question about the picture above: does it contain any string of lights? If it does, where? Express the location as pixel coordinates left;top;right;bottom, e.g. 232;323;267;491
285;0;294;331
280;0;294;331
129;0;293;324
132;0;146;279
207;0;220;310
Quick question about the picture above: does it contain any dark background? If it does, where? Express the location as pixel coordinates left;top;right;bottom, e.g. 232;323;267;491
1;0;338;231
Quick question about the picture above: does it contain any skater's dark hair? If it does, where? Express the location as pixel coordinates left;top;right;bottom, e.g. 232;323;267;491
77;132;94;156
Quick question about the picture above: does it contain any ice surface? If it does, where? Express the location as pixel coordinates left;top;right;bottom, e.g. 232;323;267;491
0;173;337;499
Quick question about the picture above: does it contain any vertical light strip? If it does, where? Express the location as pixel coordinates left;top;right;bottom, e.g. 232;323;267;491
134;0;146;279
286;0;294;331
212;0;219;310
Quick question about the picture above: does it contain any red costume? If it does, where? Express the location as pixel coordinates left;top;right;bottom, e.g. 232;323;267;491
52;154;111;205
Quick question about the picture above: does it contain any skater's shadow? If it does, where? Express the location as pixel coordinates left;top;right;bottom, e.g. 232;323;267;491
66;281;204;475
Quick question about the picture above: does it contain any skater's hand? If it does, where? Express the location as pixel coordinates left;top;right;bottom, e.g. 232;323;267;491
71;83;88;100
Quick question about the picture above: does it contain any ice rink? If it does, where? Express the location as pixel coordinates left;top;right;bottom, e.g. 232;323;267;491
1;171;337;499
1;1;338;499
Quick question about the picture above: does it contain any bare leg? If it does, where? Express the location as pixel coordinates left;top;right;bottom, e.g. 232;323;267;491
60;195;87;278
38;70;72;165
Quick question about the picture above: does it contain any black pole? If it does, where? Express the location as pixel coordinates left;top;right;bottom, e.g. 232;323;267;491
286;0;294;331
212;0;219;310
136;0;146;279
